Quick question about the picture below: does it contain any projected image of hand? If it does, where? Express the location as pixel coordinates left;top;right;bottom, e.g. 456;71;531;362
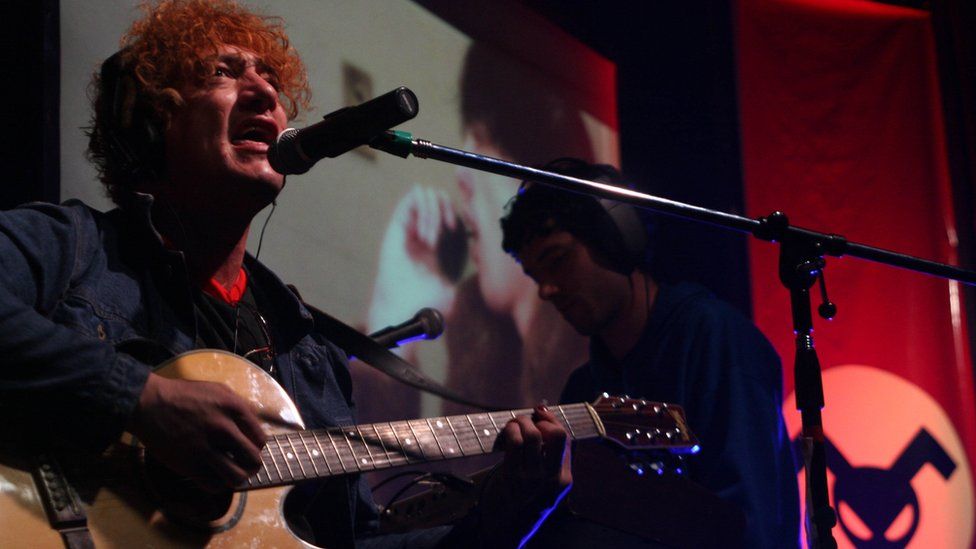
367;185;461;350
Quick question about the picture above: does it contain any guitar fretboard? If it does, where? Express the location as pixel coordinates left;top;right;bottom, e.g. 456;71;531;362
243;403;599;490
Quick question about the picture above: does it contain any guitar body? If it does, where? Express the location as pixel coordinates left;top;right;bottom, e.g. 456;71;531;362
0;350;314;548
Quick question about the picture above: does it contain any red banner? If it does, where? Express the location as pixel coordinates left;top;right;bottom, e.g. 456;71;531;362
736;0;976;546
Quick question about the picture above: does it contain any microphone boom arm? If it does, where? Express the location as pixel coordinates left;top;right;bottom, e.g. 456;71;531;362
370;130;976;285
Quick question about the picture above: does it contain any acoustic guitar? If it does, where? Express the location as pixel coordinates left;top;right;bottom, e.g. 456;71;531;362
0;349;697;548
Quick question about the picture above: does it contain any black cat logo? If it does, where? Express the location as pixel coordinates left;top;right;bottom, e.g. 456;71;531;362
796;428;956;548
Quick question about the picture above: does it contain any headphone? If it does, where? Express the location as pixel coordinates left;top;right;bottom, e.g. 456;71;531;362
525;157;650;275
98;48;164;180
597;195;648;274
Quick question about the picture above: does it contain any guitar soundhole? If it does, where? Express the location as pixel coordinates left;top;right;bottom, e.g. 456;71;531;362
143;455;236;528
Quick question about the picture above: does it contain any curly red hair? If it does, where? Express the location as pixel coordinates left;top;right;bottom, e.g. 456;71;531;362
122;0;309;119
87;0;311;205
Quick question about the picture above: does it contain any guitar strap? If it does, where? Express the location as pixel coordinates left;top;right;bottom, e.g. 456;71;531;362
299;298;500;411
32;456;95;549
58;528;95;549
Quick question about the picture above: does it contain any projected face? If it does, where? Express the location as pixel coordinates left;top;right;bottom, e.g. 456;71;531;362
457;128;533;314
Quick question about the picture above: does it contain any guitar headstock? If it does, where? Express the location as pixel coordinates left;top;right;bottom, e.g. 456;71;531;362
589;394;700;454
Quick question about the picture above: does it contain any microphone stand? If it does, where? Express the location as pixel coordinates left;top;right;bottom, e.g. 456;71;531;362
371;130;976;548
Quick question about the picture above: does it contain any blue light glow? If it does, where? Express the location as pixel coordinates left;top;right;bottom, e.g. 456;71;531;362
518;483;572;548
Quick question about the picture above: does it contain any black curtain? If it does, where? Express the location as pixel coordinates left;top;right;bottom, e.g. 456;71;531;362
522;0;752;316
0;0;60;209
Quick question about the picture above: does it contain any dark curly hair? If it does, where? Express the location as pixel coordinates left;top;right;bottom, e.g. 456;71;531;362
500;158;652;274
86;0;311;206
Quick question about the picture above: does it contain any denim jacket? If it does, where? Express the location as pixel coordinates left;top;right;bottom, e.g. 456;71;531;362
0;196;454;548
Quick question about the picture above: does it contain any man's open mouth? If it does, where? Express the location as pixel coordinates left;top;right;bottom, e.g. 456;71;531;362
231;119;278;150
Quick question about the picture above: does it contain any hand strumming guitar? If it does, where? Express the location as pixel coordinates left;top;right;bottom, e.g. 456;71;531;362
128;373;268;493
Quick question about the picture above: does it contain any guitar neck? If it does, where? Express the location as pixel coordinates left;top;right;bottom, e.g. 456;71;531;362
242;403;601;490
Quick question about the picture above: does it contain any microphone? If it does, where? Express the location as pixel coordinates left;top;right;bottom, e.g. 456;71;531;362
269;86;419;175
369;308;445;349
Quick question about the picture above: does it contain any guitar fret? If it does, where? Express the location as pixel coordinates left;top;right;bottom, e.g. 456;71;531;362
556;405;577;439
296;431;323;477
566;405;600;438
465;414;489;453
444;417;467;457
246;465;261;487
406;420;431;460
325;429;351;473
427;418;454;457
421;420;445;459
453;415;484;455
274;436;298;481
310;431;335;475
337;429;362;472
486;412;500;437
264;438;285;482
290;432;315;478
472;413;498;451
388;421;415;464
369;423;394;468
355;426;376;470
284;434;308;480
342;430;363;471
420;419;444;459
386;422;410;465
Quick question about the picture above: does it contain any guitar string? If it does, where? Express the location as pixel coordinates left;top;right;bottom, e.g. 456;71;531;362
248;405;602;484
158;403;675;490
158;404;621;489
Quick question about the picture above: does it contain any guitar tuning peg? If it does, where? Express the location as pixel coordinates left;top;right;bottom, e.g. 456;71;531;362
649;461;666;476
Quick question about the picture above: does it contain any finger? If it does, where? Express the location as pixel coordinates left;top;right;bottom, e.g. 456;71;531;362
496;418;523;452
403;186;424;238
498;420;523;477
534;415;569;474
531;404;559;424
230;405;268;449
514;415;544;472
422;187;441;247
208;416;264;473
207;448;252;489
415;186;432;247
437;191;457;231
216;395;267;468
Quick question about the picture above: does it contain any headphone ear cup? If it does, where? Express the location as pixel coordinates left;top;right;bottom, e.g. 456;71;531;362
100;49;163;179
598;199;647;274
